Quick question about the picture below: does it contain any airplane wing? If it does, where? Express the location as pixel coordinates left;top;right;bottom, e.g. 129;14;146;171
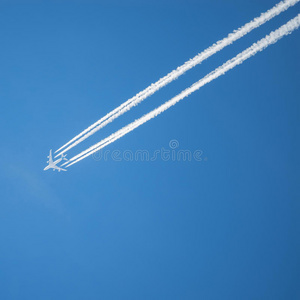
52;165;67;172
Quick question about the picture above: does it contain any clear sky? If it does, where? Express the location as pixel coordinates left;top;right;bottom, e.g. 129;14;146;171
0;1;299;299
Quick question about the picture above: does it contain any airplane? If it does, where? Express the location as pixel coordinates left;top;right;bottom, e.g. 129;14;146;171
44;149;68;172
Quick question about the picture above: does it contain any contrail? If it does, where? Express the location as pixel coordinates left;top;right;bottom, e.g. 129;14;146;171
55;0;299;158
62;14;300;168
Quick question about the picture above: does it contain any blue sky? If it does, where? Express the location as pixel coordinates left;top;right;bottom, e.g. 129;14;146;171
0;1;299;299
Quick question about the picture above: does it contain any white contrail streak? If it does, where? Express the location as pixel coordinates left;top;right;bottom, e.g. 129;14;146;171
55;0;299;157
62;14;300;168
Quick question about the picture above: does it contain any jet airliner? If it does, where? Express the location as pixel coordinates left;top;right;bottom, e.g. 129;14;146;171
44;150;68;172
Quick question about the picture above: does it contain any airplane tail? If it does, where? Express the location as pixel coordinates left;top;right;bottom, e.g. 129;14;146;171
61;153;68;161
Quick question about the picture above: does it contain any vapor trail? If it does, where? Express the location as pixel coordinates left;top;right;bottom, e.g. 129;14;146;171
63;14;300;168
55;0;299;157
